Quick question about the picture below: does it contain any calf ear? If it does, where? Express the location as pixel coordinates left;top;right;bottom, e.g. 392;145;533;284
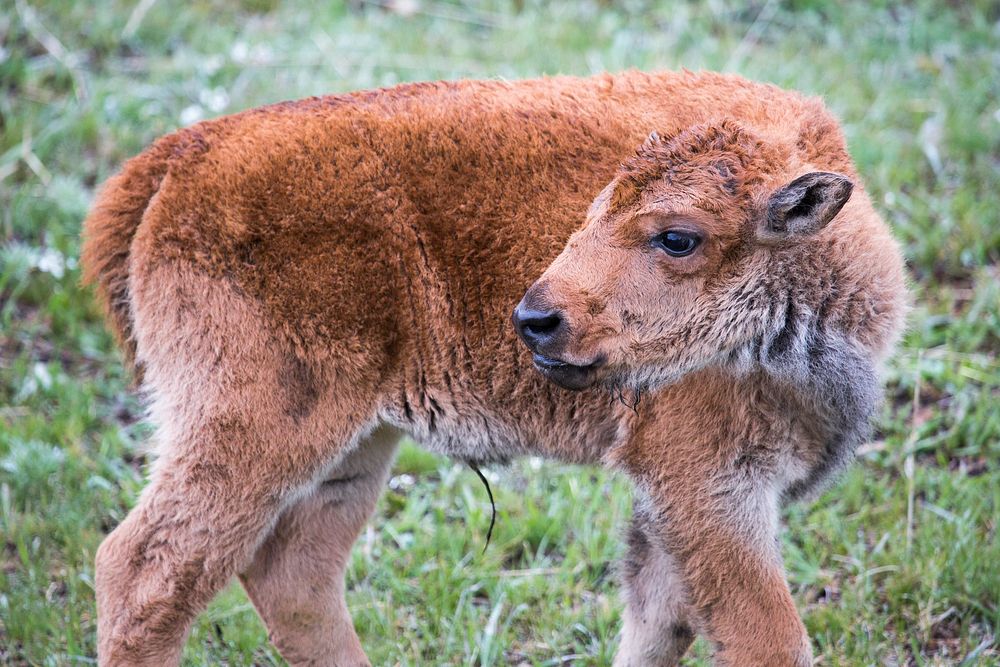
760;172;853;241
586;179;619;221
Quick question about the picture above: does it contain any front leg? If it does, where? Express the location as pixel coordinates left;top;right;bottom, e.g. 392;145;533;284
641;478;811;667
614;501;697;667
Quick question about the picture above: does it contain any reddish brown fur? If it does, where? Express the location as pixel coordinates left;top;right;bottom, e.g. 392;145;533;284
82;70;907;666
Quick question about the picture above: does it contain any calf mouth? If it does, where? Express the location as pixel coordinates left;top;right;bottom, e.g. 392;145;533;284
531;353;605;391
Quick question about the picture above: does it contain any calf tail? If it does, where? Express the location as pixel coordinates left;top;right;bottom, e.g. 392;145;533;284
81;134;181;379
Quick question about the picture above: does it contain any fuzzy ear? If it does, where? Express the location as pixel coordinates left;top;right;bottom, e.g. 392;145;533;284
586;179;619;221
760;172;853;241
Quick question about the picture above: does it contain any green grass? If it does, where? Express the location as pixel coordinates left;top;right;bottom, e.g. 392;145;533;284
1;0;998;664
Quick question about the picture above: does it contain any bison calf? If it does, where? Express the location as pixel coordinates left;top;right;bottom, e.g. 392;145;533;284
82;70;907;666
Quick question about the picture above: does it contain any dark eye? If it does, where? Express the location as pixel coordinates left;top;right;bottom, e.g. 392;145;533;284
653;230;701;257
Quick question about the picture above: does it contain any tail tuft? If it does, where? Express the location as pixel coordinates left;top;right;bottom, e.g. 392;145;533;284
81;135;180;380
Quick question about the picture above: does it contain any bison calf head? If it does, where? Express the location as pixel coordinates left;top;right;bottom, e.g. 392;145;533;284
513;120;857;392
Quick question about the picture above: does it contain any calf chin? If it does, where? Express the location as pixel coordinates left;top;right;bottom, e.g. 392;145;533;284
534;360;602;391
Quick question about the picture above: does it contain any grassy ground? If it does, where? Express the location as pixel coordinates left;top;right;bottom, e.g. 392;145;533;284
1;0;998;664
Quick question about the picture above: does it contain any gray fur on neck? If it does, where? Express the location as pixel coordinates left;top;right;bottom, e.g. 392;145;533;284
752;296;881;500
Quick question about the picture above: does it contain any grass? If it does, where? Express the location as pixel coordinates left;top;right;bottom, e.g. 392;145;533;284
1;0;998;664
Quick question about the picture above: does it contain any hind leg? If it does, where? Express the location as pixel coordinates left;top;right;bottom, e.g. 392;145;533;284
95;263;384;666
239;427;400;666
94;404;378;666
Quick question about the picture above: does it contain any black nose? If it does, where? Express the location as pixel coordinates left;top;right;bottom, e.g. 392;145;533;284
513;303;564;350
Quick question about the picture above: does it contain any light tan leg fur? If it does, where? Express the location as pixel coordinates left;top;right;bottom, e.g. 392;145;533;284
239;427;400;666
95;263;384;665
614;503;697;666
643;483;811;667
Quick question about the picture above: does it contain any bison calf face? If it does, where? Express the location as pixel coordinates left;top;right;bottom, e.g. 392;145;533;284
514;122;854;393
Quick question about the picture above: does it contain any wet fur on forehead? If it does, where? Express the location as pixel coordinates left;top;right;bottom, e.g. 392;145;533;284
610;120;789;212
